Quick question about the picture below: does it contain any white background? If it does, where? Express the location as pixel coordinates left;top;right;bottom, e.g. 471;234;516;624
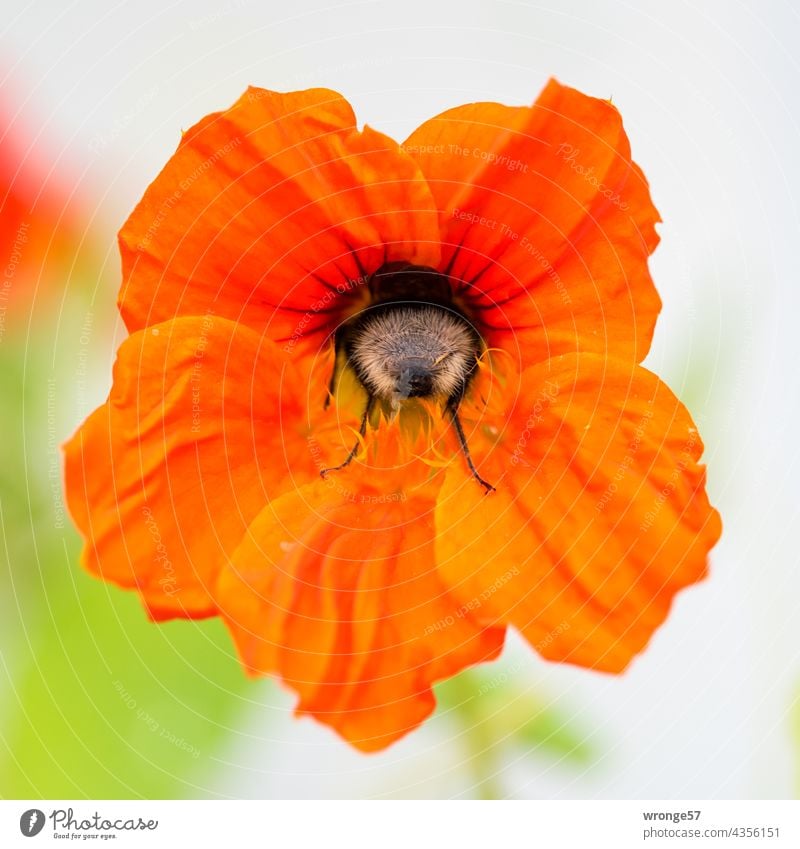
2;0;798;798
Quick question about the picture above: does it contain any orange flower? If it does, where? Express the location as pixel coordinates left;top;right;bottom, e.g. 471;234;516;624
64;80;721;752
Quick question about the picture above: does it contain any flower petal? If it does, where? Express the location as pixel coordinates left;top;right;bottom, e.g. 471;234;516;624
404;78;661;363
435;354;721;672
215;477;505;752
63;316;320;619
119;87;441;344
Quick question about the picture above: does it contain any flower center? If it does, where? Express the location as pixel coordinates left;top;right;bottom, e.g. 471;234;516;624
346;303;479;408
322;262;494;491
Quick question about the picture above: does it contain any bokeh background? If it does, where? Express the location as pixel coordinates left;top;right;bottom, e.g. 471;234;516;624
1;0;798;799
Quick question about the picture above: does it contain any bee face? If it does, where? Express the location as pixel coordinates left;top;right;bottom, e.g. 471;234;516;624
324;262;494;492
345;303;480;406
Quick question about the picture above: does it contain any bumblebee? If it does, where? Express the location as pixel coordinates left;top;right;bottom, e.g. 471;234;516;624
322;262;494;491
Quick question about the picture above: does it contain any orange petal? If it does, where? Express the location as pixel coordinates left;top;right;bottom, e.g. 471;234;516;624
63;316;320;619
404;78;661;363
119;87;441;346
435;354;721;672
215;478;505;752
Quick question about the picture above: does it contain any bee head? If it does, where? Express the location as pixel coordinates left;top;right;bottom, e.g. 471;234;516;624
335;263;481;407
344;300;480;407
325;262;495;491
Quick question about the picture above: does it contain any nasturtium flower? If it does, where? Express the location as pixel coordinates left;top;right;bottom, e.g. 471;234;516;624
64;80;721;751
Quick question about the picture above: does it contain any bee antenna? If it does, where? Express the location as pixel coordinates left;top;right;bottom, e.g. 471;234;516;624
447;405;495;493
